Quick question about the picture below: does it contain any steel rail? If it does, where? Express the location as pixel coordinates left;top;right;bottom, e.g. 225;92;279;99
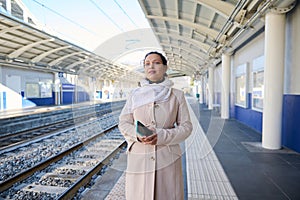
58;141;126;200
0;124;118;192
0;106;122;151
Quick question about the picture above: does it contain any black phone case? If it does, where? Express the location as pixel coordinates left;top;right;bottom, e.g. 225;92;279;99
136;120;153;137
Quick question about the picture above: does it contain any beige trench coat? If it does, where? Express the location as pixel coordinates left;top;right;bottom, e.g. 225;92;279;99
119;88;193;200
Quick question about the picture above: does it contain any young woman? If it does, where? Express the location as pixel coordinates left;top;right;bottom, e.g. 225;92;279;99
119;51;193;200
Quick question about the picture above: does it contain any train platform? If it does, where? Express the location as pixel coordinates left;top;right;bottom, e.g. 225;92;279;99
81;97;300;200
0;99;124;120
0;100;126;138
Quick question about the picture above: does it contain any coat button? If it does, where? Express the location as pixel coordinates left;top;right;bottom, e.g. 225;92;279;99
151;121;156;125
151;156;155;161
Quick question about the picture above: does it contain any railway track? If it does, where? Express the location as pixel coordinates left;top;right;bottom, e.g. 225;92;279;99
0;125;126;199
0;104;124;150
0;101;127;199
0;109;121;180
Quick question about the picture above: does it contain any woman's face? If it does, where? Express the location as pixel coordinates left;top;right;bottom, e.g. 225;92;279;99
144;53;167;82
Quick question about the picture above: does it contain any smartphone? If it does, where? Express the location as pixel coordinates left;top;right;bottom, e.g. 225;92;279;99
135;120;153;137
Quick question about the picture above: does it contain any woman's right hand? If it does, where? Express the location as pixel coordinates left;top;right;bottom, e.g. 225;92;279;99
138;133;157;145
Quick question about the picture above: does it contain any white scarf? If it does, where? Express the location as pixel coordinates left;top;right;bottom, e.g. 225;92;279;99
121;78;174;115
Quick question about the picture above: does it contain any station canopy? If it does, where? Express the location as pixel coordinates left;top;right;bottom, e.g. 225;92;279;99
138;0;296;77
0;11;141;82
0;0;296;80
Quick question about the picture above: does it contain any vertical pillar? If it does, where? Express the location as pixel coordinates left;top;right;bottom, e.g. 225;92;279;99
54;72;61;105
99;79;104;99
199;76;204;104
208;67;214;110
91;77;96;101
74;75;78;103
262;12;285;150
195;84;199;99
221;54;231;119
6;0;11;14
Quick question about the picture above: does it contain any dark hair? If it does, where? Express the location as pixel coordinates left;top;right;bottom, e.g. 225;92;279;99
144;51;167;65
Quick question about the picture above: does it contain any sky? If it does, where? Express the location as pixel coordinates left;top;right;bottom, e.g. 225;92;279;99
22;0;151;52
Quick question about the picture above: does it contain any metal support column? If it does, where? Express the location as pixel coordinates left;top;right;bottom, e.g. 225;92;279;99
262;12;286;150
200;76;204;104
208;67;214;110
221;54;230;119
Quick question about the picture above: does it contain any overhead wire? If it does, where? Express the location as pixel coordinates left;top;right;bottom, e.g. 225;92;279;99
31;0;140;35
113;0;139;28
31;0;98;36
89;0;124;32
